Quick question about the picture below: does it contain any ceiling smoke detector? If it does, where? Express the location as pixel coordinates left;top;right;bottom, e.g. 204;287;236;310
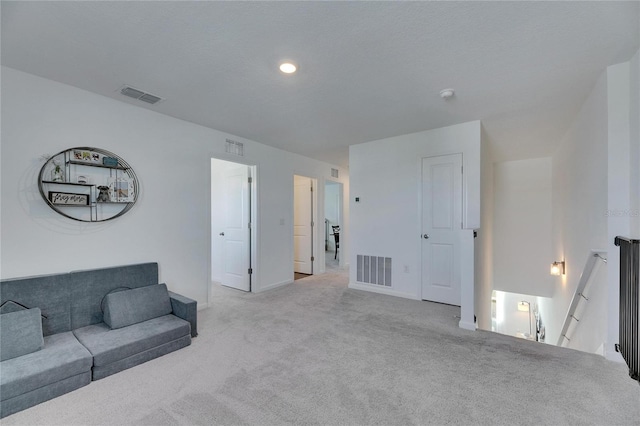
439;88;455;99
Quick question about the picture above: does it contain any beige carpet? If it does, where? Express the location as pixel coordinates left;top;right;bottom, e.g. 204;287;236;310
4;271;639;425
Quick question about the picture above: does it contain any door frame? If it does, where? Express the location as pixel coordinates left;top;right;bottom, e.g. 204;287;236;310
418;153;463;304
324;178;344;269
292;173;320;276
210;156;258;300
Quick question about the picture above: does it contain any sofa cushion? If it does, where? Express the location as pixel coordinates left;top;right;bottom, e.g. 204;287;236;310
0;308;44;362
73;314;190;367
103;283;172;329
0;300;29;315
91;335;191;381
69;262;159;330
0;331;93;401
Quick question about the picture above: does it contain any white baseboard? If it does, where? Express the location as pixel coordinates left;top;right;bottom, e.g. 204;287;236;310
207;280;222;308
604;344;625;363
197;303;210;311
348;282;420;300
458;320;476;331
255;279;293;293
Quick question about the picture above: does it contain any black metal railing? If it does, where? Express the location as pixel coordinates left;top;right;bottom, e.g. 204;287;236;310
615;236;640;384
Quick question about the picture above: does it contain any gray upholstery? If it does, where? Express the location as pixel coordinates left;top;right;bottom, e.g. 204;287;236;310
0;263;196;417
168;290;198;337
0;309;44;362
0;372;91;419
0;273;71;336
73;314;190;367
0;332;92;401
69;262;159;329
91;335;191;380
103;284;172;329
0;301;29;314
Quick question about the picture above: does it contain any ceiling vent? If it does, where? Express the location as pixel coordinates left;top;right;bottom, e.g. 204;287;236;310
331;168;339;178
119;85;164;105
225;139;244;156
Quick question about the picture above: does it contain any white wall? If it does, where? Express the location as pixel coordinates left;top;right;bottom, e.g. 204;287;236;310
210;161;225;283
493;158;553;297
548;53;639;357
535;293;553;344
475;126;493;330
348;121;481;329
1;67;349;305
550;68;608;349
606;61;634;361
566;262;608;354
629;49;640;238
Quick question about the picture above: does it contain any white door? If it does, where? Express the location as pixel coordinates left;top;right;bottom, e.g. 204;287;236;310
294;175;314;274
221;165;251;291
421;154;462;306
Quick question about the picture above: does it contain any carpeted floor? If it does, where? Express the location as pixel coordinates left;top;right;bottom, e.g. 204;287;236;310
4;271;639;425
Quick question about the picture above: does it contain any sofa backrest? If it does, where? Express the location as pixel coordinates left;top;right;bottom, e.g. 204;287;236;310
0;274;72;336
0;263;159;336
68;263;158;329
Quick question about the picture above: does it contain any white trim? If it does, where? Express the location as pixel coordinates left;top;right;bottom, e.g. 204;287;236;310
209;156;259;297
604;346;625;363
348;282;420;300
323;178;346;270
459;228;475;331
458;320;476;331
249;165;259;292
419;153;465;305
292;173;320;276
256;279;293;293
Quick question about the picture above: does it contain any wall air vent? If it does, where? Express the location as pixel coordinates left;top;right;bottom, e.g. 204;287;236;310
225;139;244;156
357;255;392;287
331;168;339;178
119;85;164;105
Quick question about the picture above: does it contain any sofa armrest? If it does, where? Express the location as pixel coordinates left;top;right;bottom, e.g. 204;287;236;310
167;290;197;337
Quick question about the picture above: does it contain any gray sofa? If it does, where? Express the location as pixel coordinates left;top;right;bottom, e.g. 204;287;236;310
0;263;197;418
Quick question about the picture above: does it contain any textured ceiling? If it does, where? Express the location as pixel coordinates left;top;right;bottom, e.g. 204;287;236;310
2;1;638;168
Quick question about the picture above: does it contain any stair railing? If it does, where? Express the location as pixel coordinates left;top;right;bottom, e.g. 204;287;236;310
557;250;608;347
614;236;639;384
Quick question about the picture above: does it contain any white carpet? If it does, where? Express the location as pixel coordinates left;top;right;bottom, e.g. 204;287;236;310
4;270;639;425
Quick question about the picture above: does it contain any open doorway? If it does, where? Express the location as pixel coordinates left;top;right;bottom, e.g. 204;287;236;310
492;290;549;343
211;158;257;292
293;175;317;280
324;180;343;272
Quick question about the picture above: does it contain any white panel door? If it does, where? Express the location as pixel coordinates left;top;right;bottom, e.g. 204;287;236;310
222;165;250;291
421;154;462;305
294;176;313;274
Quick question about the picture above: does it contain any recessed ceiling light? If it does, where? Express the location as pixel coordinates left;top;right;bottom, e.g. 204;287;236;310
279;62;297;74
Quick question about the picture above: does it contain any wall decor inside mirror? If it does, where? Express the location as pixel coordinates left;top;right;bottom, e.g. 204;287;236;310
38;147;139;222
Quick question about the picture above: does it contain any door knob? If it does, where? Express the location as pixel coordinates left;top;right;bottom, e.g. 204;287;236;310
423;234;429;239
219;232;225;236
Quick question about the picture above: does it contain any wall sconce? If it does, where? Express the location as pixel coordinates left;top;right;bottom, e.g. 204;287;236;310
550;261;565;276
517;301;530;312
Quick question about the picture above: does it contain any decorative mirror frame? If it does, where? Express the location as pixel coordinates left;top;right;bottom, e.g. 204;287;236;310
38;147;139;222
